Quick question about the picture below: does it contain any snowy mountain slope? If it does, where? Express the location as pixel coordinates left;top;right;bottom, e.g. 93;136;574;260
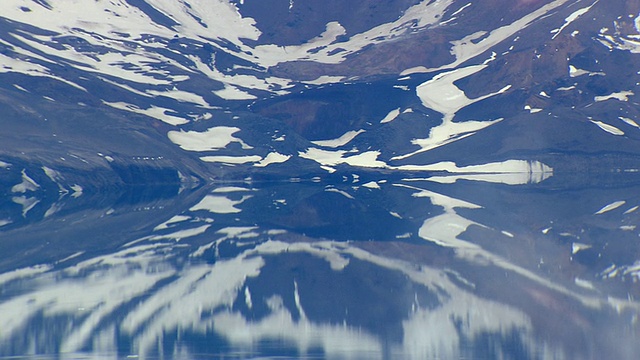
0;0;639;186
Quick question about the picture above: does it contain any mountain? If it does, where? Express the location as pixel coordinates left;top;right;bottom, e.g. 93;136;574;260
1;0;639;183
1;0;640;359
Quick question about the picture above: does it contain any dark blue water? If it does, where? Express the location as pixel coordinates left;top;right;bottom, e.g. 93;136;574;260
1;172;639;359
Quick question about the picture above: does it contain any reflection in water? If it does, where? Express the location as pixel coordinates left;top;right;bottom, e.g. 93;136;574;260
1;172;639;359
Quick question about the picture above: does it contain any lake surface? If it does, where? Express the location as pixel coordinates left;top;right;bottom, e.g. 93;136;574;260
1;172;639;359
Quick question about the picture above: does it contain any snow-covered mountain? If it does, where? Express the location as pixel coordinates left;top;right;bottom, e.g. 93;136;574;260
1;0;639;184
1;0;640;359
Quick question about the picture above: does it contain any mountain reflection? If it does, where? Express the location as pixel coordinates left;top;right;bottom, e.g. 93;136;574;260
1;173;639;359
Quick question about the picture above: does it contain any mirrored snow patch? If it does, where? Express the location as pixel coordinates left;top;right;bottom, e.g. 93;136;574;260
190;194;253;214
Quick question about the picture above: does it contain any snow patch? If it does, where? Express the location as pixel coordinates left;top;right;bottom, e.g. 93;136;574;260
590;120;624;136
624;205;639;214
393;64;510;160
150;225;212;242
104;102;189;126
200;155;262;164
168;127;252;151
362;181;380;189
569;65;604;77
524;105;542;113
212;85;257;100
254;152;291;167
619;117;640;128
594;91;634;102
572;242;592;254
415;65;509;121
325;188;355;199
550;1;599;40
311;130;365;148
594;200;626;215
299;148;387;168
154;215;192;231
380;108;401;124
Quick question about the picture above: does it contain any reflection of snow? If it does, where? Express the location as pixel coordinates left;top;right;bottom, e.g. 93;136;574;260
1;184;639;358
399;161;553;185
0;264;52;286
396;160;553;185
12;196;40;217
0;258;173;352
396;182;621;310
602;261;640;283
209;242;532;360
70;184;83;198
190;194;253;214
300;148;553;186
425;172;552;185
212;308;383;357
11;170;40;193
0;238;534;358
122;256;265;357
402;185;483;249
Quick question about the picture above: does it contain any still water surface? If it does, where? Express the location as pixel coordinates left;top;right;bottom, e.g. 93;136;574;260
0;173;639;359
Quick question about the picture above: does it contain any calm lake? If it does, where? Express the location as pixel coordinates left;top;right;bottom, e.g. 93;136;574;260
1;170;639;359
